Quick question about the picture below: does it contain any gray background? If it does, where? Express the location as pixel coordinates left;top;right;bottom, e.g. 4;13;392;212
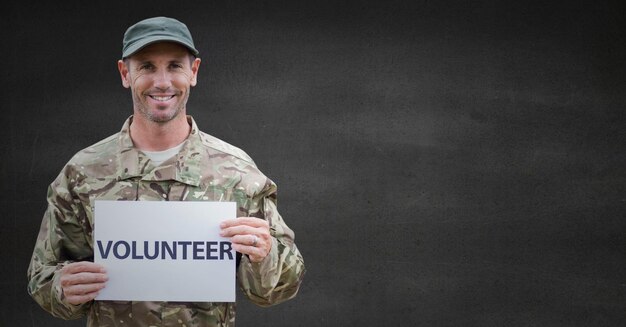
2;1;625;326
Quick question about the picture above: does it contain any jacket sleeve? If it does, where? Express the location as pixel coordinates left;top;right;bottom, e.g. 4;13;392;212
27;167;94;319
237;180;306;307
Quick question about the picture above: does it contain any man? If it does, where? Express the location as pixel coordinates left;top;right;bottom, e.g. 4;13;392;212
27;16;305;326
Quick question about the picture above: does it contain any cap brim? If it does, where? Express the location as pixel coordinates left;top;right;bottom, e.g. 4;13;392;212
122;35;199;58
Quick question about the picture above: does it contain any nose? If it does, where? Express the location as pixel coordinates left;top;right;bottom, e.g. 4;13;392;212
153;69;172;90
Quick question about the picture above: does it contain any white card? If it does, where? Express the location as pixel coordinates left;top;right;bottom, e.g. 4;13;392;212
94;200;236;302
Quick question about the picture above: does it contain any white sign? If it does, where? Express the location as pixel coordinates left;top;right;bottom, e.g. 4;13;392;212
94;200;236;302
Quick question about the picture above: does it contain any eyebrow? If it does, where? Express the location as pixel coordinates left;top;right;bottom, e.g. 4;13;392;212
137;58;184;63
133;58;186;67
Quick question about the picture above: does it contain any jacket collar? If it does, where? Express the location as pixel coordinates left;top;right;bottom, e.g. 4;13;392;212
117;115;203;187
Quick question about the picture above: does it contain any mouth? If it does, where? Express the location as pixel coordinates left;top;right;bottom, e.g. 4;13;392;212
149;95;176;102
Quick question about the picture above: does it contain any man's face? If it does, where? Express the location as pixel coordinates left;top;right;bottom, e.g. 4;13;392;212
118;42;201;124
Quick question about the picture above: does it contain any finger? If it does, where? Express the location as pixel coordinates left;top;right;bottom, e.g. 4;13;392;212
62;262;107;274
60;272;108;287
231;243;265;257
220;217;269;229
65;289;102;305
65;282;106;297
220;225;258;237
222;226;270;239
230;234;261;247
231;234;271;262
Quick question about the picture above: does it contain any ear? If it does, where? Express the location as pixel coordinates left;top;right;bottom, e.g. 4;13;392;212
118;59;131;88
189;57;201;87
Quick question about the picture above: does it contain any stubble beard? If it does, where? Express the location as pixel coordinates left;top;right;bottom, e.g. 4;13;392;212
135;90;190;124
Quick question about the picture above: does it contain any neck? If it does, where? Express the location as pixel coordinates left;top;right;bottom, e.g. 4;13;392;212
129;114;191;151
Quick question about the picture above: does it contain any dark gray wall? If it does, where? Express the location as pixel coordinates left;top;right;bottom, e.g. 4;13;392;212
2;1;625;326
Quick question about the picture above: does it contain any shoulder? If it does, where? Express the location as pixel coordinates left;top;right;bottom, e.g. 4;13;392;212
197;131;256;166
195;131;274;194
67;133;120;166
50;133;120;188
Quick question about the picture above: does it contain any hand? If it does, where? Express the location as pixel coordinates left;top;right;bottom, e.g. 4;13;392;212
59;261;108;305
220;217;272;263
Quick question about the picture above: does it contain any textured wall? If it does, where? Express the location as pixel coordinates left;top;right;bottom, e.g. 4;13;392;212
2;1;625;326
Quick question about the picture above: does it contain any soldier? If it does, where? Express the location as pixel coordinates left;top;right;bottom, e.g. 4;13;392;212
27;16;305;326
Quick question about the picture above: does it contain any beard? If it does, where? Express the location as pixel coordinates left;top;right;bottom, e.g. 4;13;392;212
134;89;189;123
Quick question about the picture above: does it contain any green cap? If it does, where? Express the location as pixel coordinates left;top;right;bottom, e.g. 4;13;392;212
122;16;199;58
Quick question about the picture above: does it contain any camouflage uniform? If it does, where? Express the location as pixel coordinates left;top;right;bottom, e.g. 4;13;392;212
27;116;305;326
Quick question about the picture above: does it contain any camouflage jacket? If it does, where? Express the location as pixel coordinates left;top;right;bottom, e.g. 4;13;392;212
27;116;305;326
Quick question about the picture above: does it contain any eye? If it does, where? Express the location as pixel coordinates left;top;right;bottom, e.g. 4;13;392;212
139;63;154;71
170;63;183;69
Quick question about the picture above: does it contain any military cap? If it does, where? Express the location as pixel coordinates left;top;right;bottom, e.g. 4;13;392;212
122;16;199;58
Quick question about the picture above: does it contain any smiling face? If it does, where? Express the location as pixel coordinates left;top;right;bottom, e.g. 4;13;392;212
118;42;201;124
